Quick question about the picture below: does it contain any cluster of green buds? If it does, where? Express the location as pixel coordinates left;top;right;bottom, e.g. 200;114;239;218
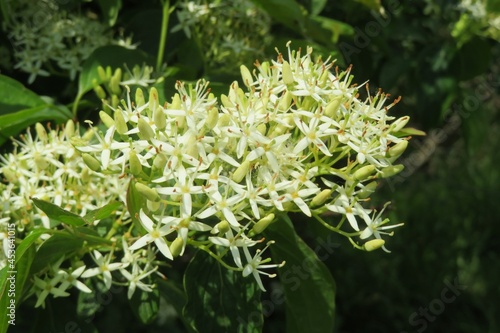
93;64;157;113
74;42;412;290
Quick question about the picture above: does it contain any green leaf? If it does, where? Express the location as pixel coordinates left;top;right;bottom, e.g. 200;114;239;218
0;104;71;146
84;201;122;223
183;250;263;333
78;45;151;98
354;0;383;10
0;267;10;333
310;16;355;43
32;198;86;227
265;216;336;333
129;285;160;324
450;37;492;81
96;0;122;26
158;280;197;333
0;74;45;115
30;232;85;274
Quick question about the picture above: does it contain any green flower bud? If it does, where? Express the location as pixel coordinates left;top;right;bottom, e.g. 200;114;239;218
282;61;294;85
135;88;146;107
357;181;378;199
153;107;166;131
171;93;182;109
135;182;159;201
64;119;75;139
311;189;332;207
205;106;219;130
232;160;250;183
391;116;410;133
99;111;115;128
325;98;342;118
170;237;184;258
379;164;404;178
137;118;155;140
111;95;120;109
363;239;385;251
81;167;90;182
240;65;254;87
114;110;128;135
97;66;108;82
260;61;270;74
221;94;234;109
278;91;293;111
82;153;101;172
153;153;167;171
110;75;122;96
149;87;159;114
218;114;231;127
387;140;408;158
215;220;230;234
93;85;107;100
353;165;376;181
129;150;142;176
35;123;48;142
251;213;275;235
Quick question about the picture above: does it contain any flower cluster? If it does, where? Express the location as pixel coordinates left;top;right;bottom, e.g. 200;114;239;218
3;0;131;83
172;0;272;71
75;43;410;290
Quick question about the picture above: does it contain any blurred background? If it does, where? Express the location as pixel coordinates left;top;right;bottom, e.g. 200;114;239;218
1;0;499;332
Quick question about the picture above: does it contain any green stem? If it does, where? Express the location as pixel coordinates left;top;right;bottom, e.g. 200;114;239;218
72;93;83;118
156;0;171;70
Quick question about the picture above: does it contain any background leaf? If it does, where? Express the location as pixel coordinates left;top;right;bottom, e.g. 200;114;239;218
32;198;86;227
129;286;160;324
265;216;336;333
183;250;263;333
96;0;122;26
0;75;45;115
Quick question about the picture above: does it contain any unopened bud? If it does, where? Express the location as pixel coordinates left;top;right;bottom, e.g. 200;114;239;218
135;88;146;107
278;91;293;111
35;123;48;141
149;87;159;113
218;114;231;127
135;182;159;201
260;61;270;74
97;66;108;82
221;94;234;109
251;213;275;235
353;165;376;181
379;164;404;178
65;120;75;138
153;107;166;130
363;239;385;251
99;111;115;128
325;98;342;117
82;153;101;172
137;118;155;140
111;95;120;109
240;65;254;88
110;74;122;96
129;150;142;176
257;123;267;136
205;106;219;129
311;189;332;207
170;237;184;258
171;93;181;109
114;110;128;135
153;153;167;171
213;220;230;234
391;116;410;132
387;140;408;158
282;61;294;85
93;85;107;100
232;160;250;183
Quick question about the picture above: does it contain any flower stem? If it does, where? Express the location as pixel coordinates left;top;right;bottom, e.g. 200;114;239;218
156;0;170;70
